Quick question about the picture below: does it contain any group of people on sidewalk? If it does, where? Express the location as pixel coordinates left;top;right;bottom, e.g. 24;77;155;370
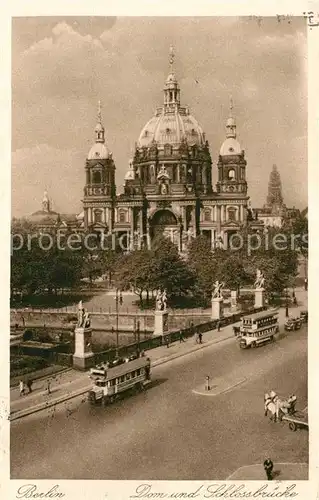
19;378;52;397
164;320;222;348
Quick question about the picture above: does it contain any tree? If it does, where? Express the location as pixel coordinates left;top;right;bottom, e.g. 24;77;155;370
187;235;216;304
216;254;248;295
115;249;155;303
151;236;195;298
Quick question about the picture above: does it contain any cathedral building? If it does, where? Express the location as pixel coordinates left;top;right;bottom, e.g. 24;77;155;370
82;48;256;251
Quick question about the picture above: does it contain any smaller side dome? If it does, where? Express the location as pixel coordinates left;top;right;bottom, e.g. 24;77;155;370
87;143;110;160
220;137;242;156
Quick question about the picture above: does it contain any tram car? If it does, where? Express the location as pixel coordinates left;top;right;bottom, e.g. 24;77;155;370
88;356;151;405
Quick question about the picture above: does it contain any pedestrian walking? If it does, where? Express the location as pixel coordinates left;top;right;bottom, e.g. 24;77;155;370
26;379;33;394
217;320;221;332
46;379;52;395
19;380;25;397
165;336;170;348
263;458;274;480
179;331;185;343
198;332;203;344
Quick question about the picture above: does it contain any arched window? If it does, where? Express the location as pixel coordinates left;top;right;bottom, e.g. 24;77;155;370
204;209;211;222
118;210;127;223
94;210;103;223
227;207;237;222
92;171;102;184
228;169;235;180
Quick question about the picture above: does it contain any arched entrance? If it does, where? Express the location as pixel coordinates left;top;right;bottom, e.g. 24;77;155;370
150;209;179;246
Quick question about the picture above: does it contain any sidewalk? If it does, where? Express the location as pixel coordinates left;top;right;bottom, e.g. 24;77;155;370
10;322;236;421
10;295;307;422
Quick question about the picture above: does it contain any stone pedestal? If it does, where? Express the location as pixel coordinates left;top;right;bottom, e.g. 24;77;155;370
254;288;265;308
73;327;95;370
211;297;224;320
230;290;238;312
153;310;169;336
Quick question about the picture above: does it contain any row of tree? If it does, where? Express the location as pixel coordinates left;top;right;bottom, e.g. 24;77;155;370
11;213;307;306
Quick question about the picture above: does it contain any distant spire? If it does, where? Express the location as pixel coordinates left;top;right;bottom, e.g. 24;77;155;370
169;44;175;73
266;164;284;210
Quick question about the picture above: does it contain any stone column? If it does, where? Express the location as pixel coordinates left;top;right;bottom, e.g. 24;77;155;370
240;204;244;222
73;326;95;370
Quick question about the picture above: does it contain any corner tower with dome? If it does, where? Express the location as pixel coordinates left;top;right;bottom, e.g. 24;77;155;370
82;101;116;231
82;48;254;250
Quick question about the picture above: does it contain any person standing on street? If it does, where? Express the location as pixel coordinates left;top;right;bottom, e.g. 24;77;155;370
198;332;203;344
26;379;33;394
179;331;185;343
19;380;25;397
263;458;274;480
47;379;52;395
217;320;221;332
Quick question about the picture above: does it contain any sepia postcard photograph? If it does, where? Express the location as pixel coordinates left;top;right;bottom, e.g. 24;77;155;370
2;2;319;499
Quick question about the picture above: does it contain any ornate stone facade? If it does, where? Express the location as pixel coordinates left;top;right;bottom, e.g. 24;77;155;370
82;50;259;251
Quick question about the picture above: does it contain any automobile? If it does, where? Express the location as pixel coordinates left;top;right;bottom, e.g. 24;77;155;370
300;310;308;323
284;317;301;331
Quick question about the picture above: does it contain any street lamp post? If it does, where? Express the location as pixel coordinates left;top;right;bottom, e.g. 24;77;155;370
115;289;123;354
285;288;289;318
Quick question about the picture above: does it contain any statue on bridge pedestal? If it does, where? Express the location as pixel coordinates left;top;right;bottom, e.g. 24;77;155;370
155;289;168;312
212;280;224;299
254;269;265;289
77;301;91;329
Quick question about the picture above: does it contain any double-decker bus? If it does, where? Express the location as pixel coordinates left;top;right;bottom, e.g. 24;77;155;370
88;356;151;405
238;309;279;349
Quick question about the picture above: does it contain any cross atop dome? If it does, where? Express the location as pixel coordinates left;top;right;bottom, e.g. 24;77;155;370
169;44;175;72
97;100;102;124
95;100;105;144
229;96;233;117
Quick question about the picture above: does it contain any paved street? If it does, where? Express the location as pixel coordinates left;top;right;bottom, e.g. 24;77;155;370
11;323;307;480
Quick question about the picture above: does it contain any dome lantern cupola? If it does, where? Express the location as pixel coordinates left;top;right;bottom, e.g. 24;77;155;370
87;100;110;160
220;97;242;156
95;100;105;143
163;45;181;110
226;97;236;139
42;190;50;212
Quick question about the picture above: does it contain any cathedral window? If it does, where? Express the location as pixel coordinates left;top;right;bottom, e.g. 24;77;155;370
204;209;211;222
92;171;102;184
227;207;237;222
94;210;103;223
118;210;127;223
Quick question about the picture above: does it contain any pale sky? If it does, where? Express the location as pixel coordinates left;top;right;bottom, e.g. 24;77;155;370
11;16;307;217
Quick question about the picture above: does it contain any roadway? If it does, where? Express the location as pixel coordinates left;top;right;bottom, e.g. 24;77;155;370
11;325;307;480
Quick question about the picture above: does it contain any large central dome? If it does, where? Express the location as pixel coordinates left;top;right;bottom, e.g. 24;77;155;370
137;67;205;148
